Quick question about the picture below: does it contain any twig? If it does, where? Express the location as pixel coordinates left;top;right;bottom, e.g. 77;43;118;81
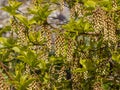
0;61;13;80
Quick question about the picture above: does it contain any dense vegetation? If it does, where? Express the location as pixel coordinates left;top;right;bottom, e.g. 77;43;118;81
0;0;120;90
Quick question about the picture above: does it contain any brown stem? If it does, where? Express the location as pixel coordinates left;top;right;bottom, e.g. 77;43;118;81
0;61;13;80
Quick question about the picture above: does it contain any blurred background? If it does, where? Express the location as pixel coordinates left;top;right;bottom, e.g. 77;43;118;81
0;0;32;28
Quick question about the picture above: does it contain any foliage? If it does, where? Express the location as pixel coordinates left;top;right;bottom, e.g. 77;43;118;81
0;0;120;90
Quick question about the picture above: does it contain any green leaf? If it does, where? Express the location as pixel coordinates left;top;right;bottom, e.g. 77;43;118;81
8;0;22;10
0;37;7;44
53;85;57;90
80;59;87;68
99;0;112;11
27;50;36;60
112;53;120;64
73;68;87;73
1;6;15;15
15;70;21;81
15;14;28;26
85;0;96;9
84;22;90;31
20;75;28;85
28;31;36;42
0;38;12;47
2;1;22;15
23;78;35;89
38;60;46;70
12;47;20;53
28;18;36;25
43;73;49;84
28;4;50;24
